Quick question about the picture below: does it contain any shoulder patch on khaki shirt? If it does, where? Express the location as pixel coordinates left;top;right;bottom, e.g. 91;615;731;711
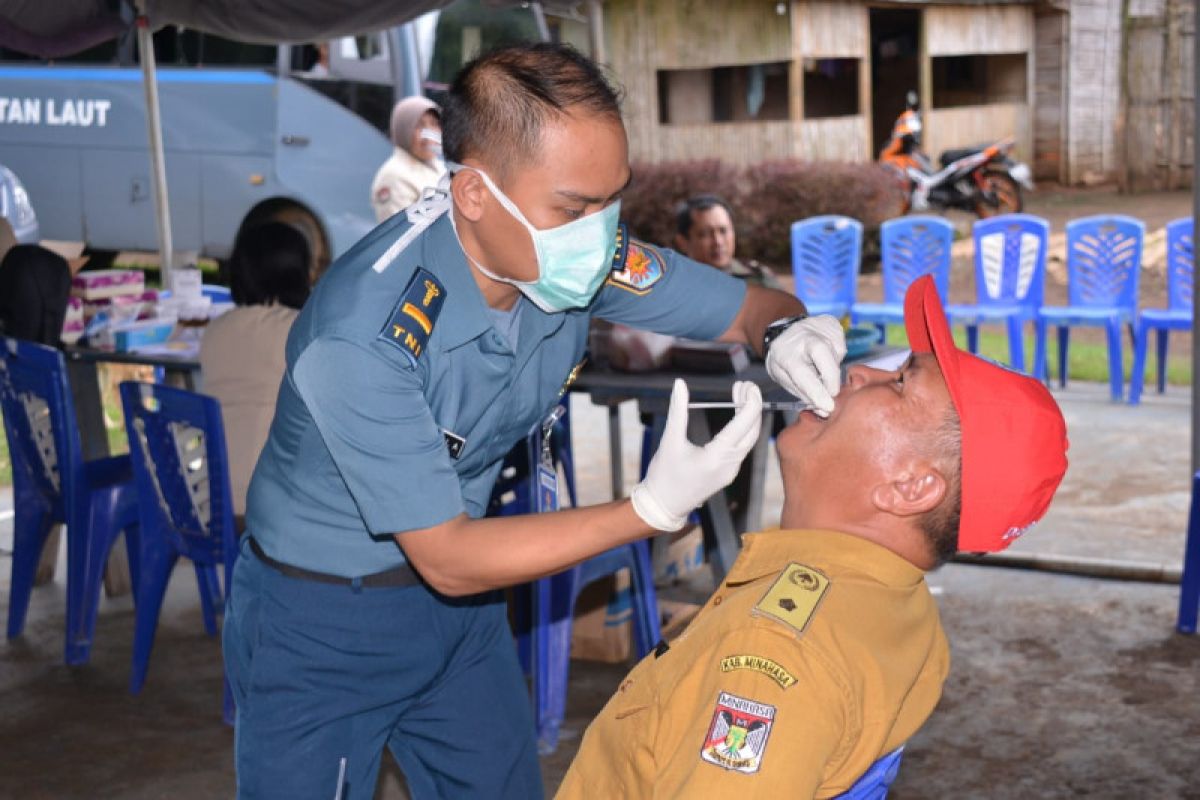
720;654;797;689
752;563;830;637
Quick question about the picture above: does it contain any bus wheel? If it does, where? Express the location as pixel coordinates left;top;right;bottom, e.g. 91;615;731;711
268;206;330;282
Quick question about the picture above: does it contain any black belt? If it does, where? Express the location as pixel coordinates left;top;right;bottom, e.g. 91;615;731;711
248;537;422;589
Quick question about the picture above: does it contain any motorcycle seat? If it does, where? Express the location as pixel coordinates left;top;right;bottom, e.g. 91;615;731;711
939;147;983;168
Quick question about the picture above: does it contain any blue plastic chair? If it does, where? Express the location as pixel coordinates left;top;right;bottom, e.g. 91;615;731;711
1178;471;1200;634
490;403;660;754
946;214;1050;372
0;338;140;665
118;381;238;721
1129;217;1192;405
834;747;905;800
789;215;863;318
851;216;953;342
1035;214;1144;401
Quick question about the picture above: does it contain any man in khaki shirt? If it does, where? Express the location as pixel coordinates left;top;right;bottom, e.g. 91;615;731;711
557;276;1069;798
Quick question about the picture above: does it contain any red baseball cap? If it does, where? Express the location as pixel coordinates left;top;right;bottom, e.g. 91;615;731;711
905;275;1069;552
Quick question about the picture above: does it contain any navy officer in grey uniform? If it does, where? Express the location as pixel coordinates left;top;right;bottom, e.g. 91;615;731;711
223;43;847;799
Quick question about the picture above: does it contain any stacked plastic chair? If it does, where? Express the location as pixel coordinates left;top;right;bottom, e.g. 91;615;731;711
489;402;660;754
1179;471;1200;634
789;215;863;318
1035;214;1144;401
118;381;239;722
0;337;140;665
1129;217;1192;404
947;214;1049;372
834;747;905;800
851;216;954;342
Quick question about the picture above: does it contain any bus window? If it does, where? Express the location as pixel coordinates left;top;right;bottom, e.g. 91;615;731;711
294;33;393;134
426;0;540;86
179;31;277;67
0;38;120;64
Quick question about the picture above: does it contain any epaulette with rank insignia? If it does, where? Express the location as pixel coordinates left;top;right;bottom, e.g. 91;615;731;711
752;563;830;637
379;267;446;367
607;224;665;295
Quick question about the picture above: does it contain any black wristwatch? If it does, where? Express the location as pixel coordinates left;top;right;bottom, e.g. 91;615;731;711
762;314;808;355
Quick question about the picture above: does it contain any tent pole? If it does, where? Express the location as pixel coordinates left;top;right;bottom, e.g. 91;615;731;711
1193;19;1199;477
135;3;174;287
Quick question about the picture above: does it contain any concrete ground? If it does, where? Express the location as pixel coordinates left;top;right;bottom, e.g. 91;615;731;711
1;375;1198;798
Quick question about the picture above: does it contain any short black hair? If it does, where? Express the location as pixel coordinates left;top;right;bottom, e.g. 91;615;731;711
0;244;72;347
229;222;311;310
920;405;962;567
675;194;735;238
441;42;622;175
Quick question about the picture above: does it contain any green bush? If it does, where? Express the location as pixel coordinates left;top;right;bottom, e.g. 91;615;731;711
622;159;904;267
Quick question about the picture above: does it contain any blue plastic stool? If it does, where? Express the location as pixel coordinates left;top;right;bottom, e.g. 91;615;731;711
1177;471;1200;634
834;747;905;800
490;401;660;753
789;215;863;318
119;381;239;722
851;216;953;343
0;338;140;665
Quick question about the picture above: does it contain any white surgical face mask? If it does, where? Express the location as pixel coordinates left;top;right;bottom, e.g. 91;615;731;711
451;164;622;313
417;128;443;160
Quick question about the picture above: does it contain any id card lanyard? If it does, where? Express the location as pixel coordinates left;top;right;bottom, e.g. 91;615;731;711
535;404;565;513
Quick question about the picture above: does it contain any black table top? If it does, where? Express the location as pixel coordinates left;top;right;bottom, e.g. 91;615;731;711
572;344;901;406
64;345;201;371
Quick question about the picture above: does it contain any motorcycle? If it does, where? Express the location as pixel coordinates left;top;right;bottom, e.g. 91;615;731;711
879;91;1034;218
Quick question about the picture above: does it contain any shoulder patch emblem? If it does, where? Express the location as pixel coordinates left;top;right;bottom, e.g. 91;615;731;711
379;267;446;366
753;563;830;637
375;186;391;203
700;691;776;774
608;233;665;295
720;654;797;690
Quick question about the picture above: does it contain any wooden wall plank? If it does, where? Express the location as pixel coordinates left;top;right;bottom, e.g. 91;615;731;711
926;6;1032;55
795;1;868;58
651;0;792;69
926;103;1032;164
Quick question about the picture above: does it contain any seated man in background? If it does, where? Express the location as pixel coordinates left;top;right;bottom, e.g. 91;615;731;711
200;222;311;523
606;194;785;371
557;276;1069;798
674;194;781;290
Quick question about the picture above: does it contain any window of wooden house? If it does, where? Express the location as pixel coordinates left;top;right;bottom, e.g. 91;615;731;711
932;53;1027;108
802;58;860;118
657;62;790;124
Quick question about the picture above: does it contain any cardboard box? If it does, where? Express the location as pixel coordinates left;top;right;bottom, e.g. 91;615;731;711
570;570;633;663
653;525;705;585
70;269;144;301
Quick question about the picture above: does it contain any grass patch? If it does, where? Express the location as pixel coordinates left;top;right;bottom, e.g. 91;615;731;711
881;325;1191;386
0;401;129;490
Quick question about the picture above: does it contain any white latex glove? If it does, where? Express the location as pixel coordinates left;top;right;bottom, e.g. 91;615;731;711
631;379;763;531
764;315;847;417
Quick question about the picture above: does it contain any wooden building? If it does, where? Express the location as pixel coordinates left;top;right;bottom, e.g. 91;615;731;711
599;0;1192;189
603;0;1036;166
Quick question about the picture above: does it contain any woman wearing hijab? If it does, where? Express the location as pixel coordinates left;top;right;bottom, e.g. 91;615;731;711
370;96;445;222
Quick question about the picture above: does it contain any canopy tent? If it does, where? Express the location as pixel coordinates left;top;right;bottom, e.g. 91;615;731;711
0;0;451;59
